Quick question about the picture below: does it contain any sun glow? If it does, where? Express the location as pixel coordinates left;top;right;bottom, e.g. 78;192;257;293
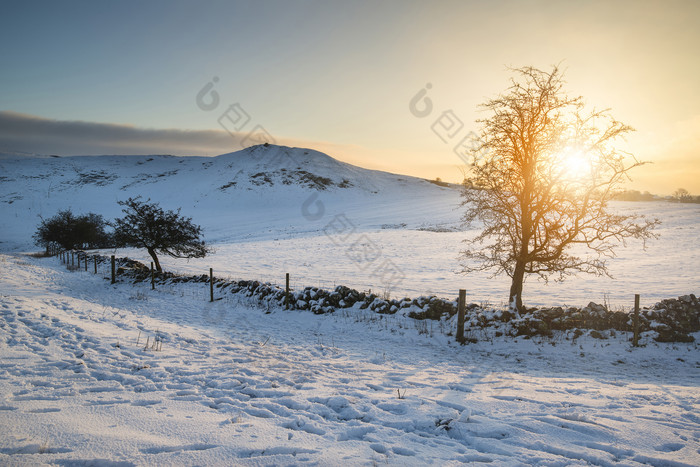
557;147;591;181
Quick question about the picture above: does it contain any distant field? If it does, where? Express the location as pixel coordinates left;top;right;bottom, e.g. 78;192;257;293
104;201;700;310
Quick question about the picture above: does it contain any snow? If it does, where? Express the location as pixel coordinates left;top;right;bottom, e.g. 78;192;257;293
1;145;699;464
0;253;698;465
1;144;698;308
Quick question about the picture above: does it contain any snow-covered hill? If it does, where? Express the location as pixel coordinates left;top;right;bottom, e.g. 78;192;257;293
0;144;460;250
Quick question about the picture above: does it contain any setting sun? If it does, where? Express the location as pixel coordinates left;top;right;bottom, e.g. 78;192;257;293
558;147;591;180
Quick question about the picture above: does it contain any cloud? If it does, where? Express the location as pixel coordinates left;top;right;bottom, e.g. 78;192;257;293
0;110;431;179
0;111;250;156
0;111;406;177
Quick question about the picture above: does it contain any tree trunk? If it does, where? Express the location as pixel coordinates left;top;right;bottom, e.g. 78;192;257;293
509;259;526;313
147;248;162;273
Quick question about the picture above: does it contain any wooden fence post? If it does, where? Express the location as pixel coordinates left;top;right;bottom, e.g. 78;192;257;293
151;262;155;290
285;273;290;310
71;251;75;267
94;256;98;274
84;254;87;271
210;267;214;302
111;255;116;284
456;289;466;344
633;294;640;347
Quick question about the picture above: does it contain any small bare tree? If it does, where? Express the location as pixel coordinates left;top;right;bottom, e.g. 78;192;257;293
461;65;659;312
112;197;210;272
673;188;692;203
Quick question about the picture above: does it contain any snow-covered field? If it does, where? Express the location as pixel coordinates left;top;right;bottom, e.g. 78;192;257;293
2;146;698;309
101;199;700;310
1;253;699;466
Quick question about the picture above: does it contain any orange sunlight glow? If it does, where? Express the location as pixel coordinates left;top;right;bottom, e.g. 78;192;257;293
557;146;592;182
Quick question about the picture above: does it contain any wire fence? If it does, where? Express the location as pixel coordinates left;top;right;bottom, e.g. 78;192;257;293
44;248;699;345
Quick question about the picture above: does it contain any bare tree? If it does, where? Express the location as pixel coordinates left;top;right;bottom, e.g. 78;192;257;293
461;65;659;312
112;198;210;272
673;188;692;203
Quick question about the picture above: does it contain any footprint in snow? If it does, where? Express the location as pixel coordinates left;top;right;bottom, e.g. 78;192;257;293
26;407;61;413
392;446;417;456
337;426;375;441
654;443;684;452
369;443;387;454
283;417;326;436
140;443;217;454
0;444;72;455
131;399;161;406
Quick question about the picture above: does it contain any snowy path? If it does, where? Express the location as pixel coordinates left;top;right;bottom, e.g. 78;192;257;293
0;254;698;466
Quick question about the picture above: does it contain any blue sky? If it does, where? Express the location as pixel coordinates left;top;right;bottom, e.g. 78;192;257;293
1;0;699;194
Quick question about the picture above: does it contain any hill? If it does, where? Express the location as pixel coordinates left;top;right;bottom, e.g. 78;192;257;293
0;144;461;250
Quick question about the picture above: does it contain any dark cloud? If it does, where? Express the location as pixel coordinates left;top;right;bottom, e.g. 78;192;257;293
0;111;247;156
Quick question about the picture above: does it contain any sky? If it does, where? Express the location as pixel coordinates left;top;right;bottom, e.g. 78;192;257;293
1;0;699;195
